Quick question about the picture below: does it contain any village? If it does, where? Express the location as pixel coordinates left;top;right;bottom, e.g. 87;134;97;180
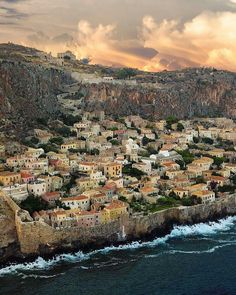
0;112;236;230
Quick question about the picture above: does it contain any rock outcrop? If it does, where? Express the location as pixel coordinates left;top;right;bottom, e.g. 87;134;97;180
81;68;236;119
0;59;73;138
0;45;236;137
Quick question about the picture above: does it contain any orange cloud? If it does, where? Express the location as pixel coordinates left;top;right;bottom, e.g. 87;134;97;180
141;12;236;71
23;11;236;72
72;20;157;68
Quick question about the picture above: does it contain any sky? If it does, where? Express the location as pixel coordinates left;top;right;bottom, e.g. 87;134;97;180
1;0;236;71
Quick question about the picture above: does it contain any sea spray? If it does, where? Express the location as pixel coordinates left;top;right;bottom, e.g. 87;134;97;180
1;216;236;277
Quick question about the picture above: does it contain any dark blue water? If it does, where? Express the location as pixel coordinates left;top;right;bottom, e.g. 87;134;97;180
1;217;236;295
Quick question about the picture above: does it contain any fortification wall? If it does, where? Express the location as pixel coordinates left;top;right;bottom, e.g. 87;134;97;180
127;195;236;239
15;212;124;255
14;194;236;256
1;192;20;213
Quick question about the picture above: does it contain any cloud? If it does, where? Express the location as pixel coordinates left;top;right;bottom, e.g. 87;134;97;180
2;0;236;72
140;12;236;71
69;12;236;71
26;31;75;53
52;33;74;44
24;12;236;72
28;31;50;43
0;5;28;25
2;0;27;2
56;20;158;68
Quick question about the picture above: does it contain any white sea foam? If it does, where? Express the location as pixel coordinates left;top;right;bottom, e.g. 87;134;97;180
1;216;236;276
145;243;234;257
0;252;88;276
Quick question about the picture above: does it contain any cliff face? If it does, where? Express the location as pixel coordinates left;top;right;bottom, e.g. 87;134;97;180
0;47;236;131
81;69;236;119
0;59;73;136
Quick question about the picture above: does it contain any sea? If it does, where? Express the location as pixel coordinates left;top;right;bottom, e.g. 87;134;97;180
1;217;236;295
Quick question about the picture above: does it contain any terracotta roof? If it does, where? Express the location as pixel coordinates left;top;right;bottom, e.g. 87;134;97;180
210;176;225;181
21;172;33;178
0;171;20;177
62;195;89;201
174;187;188;192
194;190;214;196
105;200;127;210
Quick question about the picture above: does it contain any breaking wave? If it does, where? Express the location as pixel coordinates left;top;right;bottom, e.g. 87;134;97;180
1;216;236;277
145;243;234;258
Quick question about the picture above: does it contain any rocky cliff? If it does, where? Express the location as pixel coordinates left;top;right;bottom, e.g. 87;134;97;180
0;59;73;137
81;68;236;119
0;44;236;137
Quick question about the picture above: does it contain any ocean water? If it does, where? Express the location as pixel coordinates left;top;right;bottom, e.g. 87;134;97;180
1;217;236;295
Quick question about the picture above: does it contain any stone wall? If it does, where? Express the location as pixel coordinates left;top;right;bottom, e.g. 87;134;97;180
1;192;21;213
15;211;123;255
126;195;236;240
13;194;236;257
0;193;19;263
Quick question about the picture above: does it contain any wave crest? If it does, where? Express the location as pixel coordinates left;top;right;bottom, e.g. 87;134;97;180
1;216;236;276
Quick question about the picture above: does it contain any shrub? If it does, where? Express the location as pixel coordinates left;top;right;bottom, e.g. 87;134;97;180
202;137;214;145
116;68;137;79
37;118;48;126
213;157;225;168
20;195;49;215
177;149;194;164
110;139;119;146
49;137;64;145
56;126;71;137
122;165;146;179
31;137;39;145
166;115;178;129
177;122;184;132
193;136;199;143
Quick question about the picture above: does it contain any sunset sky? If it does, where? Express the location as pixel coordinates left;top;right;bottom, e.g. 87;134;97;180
1;0;236;71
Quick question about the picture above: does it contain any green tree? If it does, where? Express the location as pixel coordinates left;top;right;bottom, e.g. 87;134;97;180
176;159;185;170
177;122;184;132
116;68;137;79
193;136;199;143
218;185;235;193
202;137;214;145
31;136;39;145
122;165;146;180
61;114;82;126
119;196;128;202
37;118;48;126
49;137;64;145
38;144;58;153
110;139;119;146
169;191;180;200
166;115;178;130
177;149;194;165
20;195;49;215
196;176;205;184
142;136;151;146
213;157;225;168
56;126;71;137
90;149;99;155
157;197;175;206
231;175;236;185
